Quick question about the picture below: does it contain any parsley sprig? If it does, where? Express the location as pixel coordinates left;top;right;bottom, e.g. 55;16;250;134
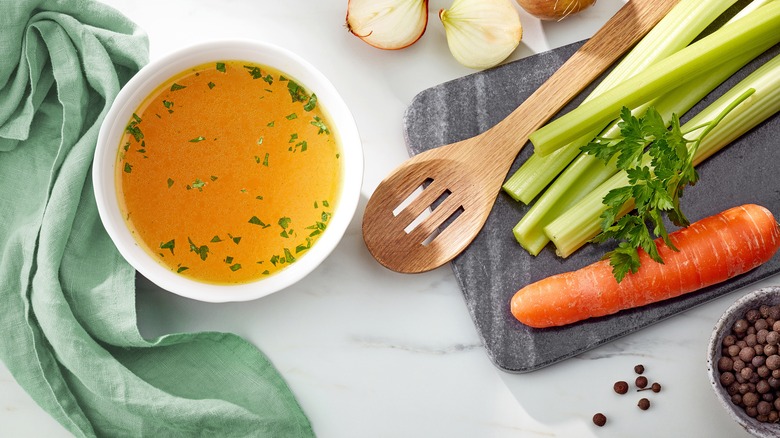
581;90;753;282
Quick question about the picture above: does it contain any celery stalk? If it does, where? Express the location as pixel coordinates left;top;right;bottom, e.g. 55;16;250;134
530;1;780;156
544;53;780;258
502;0;741;203
512;48;764;256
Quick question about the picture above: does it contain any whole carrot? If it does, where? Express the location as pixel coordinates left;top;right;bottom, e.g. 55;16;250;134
511;204;780;328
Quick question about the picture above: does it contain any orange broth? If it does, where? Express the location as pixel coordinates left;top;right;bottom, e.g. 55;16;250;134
116;61;341;284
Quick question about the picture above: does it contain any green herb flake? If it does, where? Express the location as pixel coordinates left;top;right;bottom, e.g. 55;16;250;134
279;75;288;82
230;263;242;271
125;116;144;142
267;121;275;128
124;163;133;173
322;200;330;207
257;136;264;145
314;201;318;208
160;239;175;255
210;235;223;243
225;256;234;264
249;216;270;228
191;178;206;191
208;81;216;89
210;175;218;181
286;113;298;120
228;233;242;245
167;178;174;188
216;62;226;72
256;196;263;200
284;248;296;263
244;65;263;79
177;266;189;273
287;80;309;103
163;100;174;109
304;93;317;112
278;217;292;229
311;116;330;135
262;153;269;167
187;237;210;261
170;83;186;91
189;136;206;143
270;255;280;266
255;156;261;164
288;133;298;143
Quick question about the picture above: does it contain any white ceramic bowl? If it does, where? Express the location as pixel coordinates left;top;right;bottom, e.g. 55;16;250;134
94;40;362;302
707;286;780;437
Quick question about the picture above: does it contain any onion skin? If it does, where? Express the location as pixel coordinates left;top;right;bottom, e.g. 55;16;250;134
346;0;430;50
516;0;596;21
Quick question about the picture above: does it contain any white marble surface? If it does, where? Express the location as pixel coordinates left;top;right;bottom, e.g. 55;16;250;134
1;0;775;436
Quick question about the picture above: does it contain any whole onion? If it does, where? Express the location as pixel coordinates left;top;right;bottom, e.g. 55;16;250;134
516;0;596;21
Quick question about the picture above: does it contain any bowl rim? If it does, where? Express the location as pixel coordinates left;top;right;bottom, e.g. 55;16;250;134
707;286;780;436
93;39;363;302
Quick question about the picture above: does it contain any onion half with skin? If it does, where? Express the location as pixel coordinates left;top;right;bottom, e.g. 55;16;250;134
346;0;429;50
440;0;523;69
516;0;596;21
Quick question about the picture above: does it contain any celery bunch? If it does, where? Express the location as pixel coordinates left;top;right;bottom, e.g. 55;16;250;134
503;0;780;262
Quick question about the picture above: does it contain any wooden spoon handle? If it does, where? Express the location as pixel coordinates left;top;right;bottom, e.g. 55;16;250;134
489;0;679;155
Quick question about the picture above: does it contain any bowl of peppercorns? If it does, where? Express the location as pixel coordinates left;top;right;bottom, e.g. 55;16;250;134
708;286;780;437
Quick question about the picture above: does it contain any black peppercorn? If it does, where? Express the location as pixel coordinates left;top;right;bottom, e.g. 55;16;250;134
592;413;607;427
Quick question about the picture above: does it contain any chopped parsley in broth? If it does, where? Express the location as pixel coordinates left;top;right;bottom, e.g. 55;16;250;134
116;60;341;284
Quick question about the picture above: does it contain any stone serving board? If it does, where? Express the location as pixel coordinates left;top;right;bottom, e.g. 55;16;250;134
402;41;780;373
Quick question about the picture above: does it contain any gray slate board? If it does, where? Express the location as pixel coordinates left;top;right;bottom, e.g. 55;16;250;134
402;41;780;373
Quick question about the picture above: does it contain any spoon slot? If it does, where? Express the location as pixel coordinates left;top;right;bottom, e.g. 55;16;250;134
408;194;464;246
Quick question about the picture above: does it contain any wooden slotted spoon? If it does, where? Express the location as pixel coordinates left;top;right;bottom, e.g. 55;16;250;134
362;0;679;274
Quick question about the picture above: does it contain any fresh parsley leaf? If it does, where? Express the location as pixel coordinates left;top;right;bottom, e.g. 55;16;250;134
582;100;745;282
123;163;132;173
208;82;216;89
189;136;206;143
216;62;226;72
170;83;186;91
167;178;174;188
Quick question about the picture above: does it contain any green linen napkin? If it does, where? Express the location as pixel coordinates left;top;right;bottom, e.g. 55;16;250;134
0;1;314;436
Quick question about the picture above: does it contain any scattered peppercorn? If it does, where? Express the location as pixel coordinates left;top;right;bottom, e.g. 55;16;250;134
636;376;648;389
614;381;629;395
593;413;607;427
650;382;661;393
638;398;650;410
634;364;645;374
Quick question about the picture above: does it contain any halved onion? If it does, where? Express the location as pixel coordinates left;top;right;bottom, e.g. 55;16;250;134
346;0;430;50
439;0;523;69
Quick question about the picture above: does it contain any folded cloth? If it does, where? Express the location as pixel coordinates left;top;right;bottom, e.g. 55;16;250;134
0;1;314;436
